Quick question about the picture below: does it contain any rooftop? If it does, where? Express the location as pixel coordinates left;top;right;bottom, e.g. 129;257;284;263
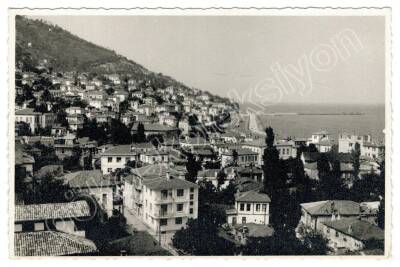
64;170;114;188
322;218;384;242
142;176;198;190
300;200;361;216
132;123;178;132
236;190;271;203
14;231;97;256
15;108;41;116
15;201;91;222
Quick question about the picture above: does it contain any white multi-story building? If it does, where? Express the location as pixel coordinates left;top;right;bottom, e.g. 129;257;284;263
100;144;153;174
226;190;270;226
123;164;198;244
307;131;333;152
338;133;384;160
15;108;55;134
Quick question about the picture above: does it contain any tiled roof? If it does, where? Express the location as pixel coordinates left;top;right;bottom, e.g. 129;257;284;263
142;177;198;190
100;144;137;156
322;218;384;241
15;108;41;116
64;170;113;188
14;231;97;256
300;200;360;216
222;148;258;156
132;123;178;132
15;201;91;222
236;190;271;203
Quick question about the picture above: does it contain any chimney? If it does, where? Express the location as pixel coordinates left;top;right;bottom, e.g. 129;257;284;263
166;170;172;180
347;225;353;234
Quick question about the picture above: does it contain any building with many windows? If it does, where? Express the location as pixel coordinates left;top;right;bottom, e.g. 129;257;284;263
123;164;198;244
226;190;270;226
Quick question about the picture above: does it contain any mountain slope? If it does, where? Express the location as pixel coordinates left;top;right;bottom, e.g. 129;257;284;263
15;15;187;89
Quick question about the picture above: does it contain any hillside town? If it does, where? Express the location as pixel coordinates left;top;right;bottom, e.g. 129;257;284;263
13;17;386;257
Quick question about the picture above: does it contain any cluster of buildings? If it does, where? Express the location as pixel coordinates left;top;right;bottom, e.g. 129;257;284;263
14;62;385;256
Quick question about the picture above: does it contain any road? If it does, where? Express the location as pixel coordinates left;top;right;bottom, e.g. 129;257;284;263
123;207;179;255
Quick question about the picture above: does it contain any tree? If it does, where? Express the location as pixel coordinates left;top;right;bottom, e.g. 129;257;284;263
133;122;146;143
185;153;201;183
16;121;32;136
377;199;385;229
232;149;238;166
262;127;288;231
119;100;129;114
172;205;236;255
318;159;345;199
217;169;227;188
105;87;115;95
351;142;361;179
41;89;52;102
302;229;331;255
109;119;132;145
23;173;72;204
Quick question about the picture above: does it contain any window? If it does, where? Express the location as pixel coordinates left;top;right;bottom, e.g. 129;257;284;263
246;204;251;211
160;219;168;226
335;231;339;237
177;189;184;197
177;203;184;212
161;190;168;199
160;204;168;216
107;168;113;173
242;217;246;224
256;204;260;212
15;223;22;232
190;201;193;206
189;208;193;214
175;217;183;225
34;222;45;231
190;194;194;200
240;203;245;211
262;204;267;212
232;217;237;225
190;187;194;193
108;157;112;163
102;194;107;206
116;157;122;163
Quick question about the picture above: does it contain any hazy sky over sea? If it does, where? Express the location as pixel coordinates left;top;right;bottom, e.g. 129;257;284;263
31;15;386;104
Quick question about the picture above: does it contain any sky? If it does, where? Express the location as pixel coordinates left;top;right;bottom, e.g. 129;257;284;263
31;15;386;105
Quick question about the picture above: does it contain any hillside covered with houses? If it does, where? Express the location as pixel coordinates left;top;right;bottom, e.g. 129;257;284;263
13;16;385;257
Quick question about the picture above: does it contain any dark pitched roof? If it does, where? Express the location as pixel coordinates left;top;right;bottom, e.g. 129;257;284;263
142;177;198;190
236;190;271;203
64;170;114;188
132;123;178;132
322;218;384;242
14;231;97;256
15;201;90;222
100;145;137;156
15;108;41;116
300;200;361;216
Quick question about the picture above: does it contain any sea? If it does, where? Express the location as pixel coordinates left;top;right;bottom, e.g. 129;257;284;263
240;103;385;141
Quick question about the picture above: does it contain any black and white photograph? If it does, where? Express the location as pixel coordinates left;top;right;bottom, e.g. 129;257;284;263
8;8;391;257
